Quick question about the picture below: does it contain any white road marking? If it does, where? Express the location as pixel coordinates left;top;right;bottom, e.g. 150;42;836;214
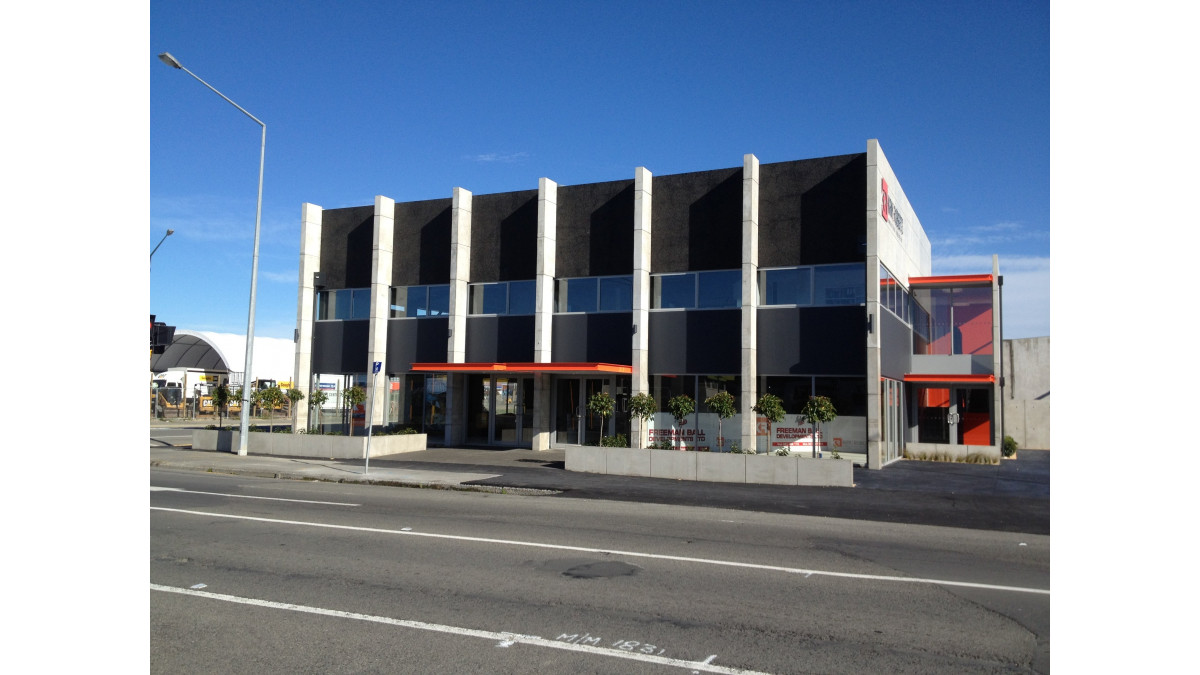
150;486;359;506
150;507;1049;595
151;583;761;674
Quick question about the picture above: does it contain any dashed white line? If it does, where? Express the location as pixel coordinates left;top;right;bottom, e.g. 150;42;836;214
150;486;359;506
151;583;764;674
150;506;1049;595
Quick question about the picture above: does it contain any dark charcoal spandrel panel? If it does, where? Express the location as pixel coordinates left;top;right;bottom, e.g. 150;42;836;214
386;318;449;373
759;154;868;268
651;167;742;274
312;320;369;374
470;190;539;283
319;206;374;289
556;180;635;279
879;309;912;380
393;198;453;286
757;306;866;375
647;309;740;375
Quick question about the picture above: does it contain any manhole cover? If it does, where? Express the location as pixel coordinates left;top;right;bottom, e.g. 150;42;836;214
562;560;641;579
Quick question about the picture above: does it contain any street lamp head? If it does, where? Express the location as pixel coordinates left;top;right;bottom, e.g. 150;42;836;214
158;52;183;69
167;229;175;236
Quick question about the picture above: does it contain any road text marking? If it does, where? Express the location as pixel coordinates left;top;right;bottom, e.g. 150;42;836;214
150;583;762;674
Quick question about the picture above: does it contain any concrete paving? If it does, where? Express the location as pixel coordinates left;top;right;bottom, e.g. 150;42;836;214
150;423;1049;535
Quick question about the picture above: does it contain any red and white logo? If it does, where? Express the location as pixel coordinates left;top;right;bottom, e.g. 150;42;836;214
881;178;890;222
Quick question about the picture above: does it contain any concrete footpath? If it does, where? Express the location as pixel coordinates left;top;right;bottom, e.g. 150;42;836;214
150;439;1050;535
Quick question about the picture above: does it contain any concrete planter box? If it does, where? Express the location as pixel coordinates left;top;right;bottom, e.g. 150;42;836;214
905;442;1001;464
563;447;852;487
192;430;427;459
649;448;697;480
746;453;799;485
696;452;746;483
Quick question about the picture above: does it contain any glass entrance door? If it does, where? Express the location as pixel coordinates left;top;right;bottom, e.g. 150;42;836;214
915;385;991;446
554;377;620;446
466;375;533;446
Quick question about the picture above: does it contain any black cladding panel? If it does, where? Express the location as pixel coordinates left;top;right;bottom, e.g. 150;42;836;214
319;206;375;289
312;320;369;374
756;306;865;375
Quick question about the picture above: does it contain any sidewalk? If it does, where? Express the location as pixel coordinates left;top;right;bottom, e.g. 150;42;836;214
150;440;1049;535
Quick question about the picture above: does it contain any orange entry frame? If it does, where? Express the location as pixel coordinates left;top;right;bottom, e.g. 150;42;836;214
411;362;632;374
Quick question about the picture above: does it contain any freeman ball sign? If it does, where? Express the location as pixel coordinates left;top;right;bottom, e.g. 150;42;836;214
880;178;905;236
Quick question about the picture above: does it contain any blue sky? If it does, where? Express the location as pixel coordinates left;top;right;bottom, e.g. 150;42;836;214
149;0;1049;339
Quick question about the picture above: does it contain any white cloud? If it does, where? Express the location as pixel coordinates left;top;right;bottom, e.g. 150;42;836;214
466;152;530;163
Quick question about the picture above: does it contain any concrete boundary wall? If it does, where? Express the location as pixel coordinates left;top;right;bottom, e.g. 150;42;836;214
566;447;853;487
1002;336;1050;450
193;430;427;459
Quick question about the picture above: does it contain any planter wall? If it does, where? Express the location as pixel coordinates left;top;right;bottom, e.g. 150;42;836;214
565;447;852;487
192;430;427;459
904;442;1000;463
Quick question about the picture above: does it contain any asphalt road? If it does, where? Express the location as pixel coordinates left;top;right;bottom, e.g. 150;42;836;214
151;468;1050;673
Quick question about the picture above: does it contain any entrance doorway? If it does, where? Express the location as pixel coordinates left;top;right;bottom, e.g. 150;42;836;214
553;376;630;446
915;386;992;446
466;375;533;446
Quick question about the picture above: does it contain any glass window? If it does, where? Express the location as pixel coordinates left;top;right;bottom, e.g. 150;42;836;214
407;286;428;317
390;287;407;318
814;376;867;417
351;289;371;319
598;276;632;311
470;283;506;314
508;280;536;315
697;270;740;308
813;264;865;306
655;274;695;309
564;277;597;313
427;285;449;316
761;267;812;306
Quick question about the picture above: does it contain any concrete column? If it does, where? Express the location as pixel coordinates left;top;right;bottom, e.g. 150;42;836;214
992;254;1004;447
446;187;472;445
532;178;558;450
631;166;653;449
740;154;760;453
864;139;884;469
293;202;322;432
366;196;395;432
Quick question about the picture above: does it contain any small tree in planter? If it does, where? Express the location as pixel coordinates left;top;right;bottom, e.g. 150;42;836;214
258;386;285;433
799;395;838;458
343;385;367;436
212;383;232;429
752;393;785;455
308;389;329;433
627;392;657;449
286;387;305;431
704;390;737;452
667;394;695;450
587;391;615;446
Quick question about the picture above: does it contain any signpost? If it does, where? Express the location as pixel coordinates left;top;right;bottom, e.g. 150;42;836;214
364;362;382;474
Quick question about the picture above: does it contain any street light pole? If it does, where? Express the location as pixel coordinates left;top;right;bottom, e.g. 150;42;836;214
150;228;174;267
158;51;265;456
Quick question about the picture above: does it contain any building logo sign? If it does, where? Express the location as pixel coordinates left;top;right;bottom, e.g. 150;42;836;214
881;178;905;236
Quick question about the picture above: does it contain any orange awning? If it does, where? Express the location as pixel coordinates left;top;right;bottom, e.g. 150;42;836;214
903;373;995;384
908;274;993;288
410;362;632;374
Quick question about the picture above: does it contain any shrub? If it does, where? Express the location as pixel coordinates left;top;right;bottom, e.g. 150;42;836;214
775;448;791;456
1003;435;1018;458
601;434;628;448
